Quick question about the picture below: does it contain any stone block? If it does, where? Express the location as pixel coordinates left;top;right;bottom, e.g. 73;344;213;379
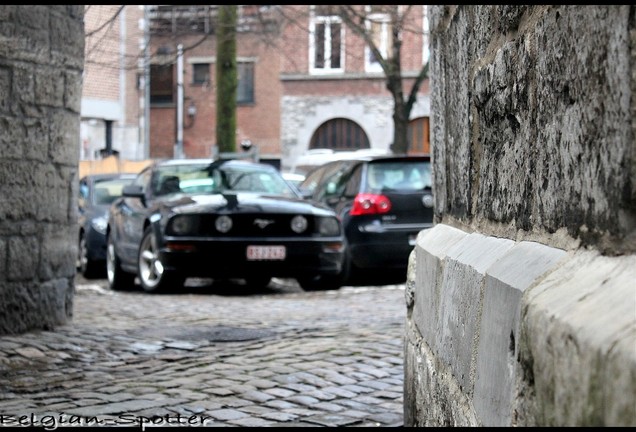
7;236;38;281
516;250;636;426
474;241;566;426
436;232;515;391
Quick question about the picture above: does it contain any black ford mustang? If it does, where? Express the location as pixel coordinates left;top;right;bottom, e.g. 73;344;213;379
106;158;346;293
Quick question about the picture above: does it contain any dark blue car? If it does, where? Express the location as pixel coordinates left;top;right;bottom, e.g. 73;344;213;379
77;173;136;278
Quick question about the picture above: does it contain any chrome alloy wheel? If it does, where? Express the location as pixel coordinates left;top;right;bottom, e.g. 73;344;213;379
78;234;89;272
138;229;164;290
106;239;116;284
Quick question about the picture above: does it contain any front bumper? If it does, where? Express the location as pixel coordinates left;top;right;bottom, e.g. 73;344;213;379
158;237;345;279
85;229;108;261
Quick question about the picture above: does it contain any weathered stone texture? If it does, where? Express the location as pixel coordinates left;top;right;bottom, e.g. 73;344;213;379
515;251;636;426
49;109;81;165
0;5;83;334
0;66;9;114
7;236;39;281
406;225;635;426
431;5;635;255
406;4;636;427
0;279;74;334
35;67;66;108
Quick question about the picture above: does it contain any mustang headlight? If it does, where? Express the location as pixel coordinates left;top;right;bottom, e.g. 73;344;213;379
91;216;108;235
215;215;233;233
290;215;308;233
170;215;199;235
316;217;340;236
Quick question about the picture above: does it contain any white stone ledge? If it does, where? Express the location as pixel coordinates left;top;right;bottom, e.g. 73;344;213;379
406;224;636;426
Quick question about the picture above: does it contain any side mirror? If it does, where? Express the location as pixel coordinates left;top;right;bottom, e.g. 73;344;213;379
122;184;144;198
297;188;313;200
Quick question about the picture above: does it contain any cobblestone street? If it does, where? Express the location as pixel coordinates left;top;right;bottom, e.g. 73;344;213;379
0;276;407;428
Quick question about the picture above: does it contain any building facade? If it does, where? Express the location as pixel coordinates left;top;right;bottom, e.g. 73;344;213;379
82;5;431;171
278;5;431;171
82;5;145;161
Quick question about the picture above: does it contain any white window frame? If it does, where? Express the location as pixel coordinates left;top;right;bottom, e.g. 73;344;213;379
364;7;392;73
309;7;344;75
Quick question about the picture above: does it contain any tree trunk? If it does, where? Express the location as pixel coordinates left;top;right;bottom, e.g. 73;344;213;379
387;70;409;155
216;5;238;153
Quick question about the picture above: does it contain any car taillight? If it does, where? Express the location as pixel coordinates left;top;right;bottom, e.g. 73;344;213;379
350;193;392;215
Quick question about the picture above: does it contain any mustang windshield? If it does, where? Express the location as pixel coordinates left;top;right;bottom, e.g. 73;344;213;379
152;162;297;197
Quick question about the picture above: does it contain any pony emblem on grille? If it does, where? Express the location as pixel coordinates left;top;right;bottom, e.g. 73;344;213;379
254;218;274;229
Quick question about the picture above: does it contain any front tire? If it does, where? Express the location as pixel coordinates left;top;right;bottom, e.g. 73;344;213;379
299;245;350;292
138;226;184;293
106;233;135;291
78;232;100;279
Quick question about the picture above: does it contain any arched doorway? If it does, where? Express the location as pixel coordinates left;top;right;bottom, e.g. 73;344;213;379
408;116;430;155
309;118;370;151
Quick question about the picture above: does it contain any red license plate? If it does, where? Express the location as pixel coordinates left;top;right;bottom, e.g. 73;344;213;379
246;245;286;261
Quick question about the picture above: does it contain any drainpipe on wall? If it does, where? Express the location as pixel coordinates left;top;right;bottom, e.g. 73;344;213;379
119;7;126;157
143;5;150;159
175;43;184;159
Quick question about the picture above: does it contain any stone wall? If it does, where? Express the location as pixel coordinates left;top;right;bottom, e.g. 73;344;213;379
404;5;636;426
0;6;84;334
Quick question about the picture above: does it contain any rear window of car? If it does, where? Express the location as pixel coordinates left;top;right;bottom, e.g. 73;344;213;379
366;161;432;191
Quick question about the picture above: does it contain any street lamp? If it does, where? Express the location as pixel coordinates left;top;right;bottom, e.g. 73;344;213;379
187;101;197;118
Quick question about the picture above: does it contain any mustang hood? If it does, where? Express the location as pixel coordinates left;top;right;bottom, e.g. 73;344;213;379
163;192;333;216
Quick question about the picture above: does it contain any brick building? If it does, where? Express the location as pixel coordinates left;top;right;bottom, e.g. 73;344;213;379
82;5;431;171
82;5;145;161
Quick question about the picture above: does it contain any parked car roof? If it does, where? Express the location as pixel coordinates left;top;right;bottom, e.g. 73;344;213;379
80;172;137;181
302;153;430;176
290;148;392;176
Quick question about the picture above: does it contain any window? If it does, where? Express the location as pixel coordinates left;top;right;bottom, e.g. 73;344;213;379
237;62;254;104
408;117;430;155
343;165;363;198
310;118;370;151
147;5;213;35
192;63;209;85
313;162;347;201
310;7;343;74
365;6;392;73
150;64;174;104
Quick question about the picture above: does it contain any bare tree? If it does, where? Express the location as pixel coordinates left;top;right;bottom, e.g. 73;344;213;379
339;6;428;155
271;5;429;155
